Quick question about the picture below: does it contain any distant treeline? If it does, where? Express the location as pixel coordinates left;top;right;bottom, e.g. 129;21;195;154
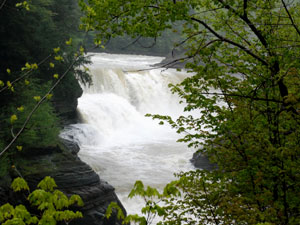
85;28;184;56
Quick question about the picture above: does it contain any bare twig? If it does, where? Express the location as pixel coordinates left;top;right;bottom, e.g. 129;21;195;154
0;0;7;11
217;0;275;58
121;36;142;50
198;92;283;103
0;58;78;158
281;0;300;36
190;17;269;66
0;54;52;94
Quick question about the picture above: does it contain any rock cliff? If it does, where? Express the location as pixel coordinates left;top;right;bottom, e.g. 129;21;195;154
0;76;126;224
53;72;84;125
0;139;126;225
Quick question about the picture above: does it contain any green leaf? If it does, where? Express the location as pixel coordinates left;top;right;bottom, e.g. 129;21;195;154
37;176;57;192
52;190;69;210
11;178;29;192
0;203;14;221
10;114;18;124
128;180;145;198
53;47;60;53
69;195;84;207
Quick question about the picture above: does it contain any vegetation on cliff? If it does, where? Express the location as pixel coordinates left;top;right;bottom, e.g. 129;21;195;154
0;0;90;170
0;0;90;224
80;0;300;224
1;176;83;224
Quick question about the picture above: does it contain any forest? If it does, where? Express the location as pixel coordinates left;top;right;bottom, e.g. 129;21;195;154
1;0;300;224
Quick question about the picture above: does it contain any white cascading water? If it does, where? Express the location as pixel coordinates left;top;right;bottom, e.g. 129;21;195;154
60;53;195;219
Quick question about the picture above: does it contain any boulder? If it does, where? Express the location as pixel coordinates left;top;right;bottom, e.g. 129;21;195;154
190;151;217;171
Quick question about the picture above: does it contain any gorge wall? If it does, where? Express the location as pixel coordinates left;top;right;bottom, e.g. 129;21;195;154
0;76;126;225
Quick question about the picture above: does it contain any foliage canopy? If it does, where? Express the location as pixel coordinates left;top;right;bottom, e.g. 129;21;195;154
0;1;89;224
0;0;90;156
80;0;300;224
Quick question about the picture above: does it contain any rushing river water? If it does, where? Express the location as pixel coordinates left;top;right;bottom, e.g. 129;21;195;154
61;53;194;218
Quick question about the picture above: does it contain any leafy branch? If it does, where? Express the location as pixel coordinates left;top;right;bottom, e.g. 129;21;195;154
0;54;52;94
0;54;80;158
0;176;83;224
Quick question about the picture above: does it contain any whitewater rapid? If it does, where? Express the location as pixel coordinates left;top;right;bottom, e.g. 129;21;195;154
61;53;194;219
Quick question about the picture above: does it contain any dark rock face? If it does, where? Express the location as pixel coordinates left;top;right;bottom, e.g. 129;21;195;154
6;142;126;225
190;151;217;171
51;76;126;224
52;73;83;125
60;138;80;155
54;98;81;125
0;76;126;224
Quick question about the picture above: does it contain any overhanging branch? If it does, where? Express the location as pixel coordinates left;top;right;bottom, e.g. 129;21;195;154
0;54;52;94
281;0;300;36
190;17;269;66
200;92;282;103
0;58;78;158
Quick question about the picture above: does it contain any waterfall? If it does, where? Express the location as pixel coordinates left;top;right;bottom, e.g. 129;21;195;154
61;53;194;218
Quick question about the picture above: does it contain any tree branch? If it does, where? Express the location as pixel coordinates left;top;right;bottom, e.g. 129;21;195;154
121;36;142;50
224;20;252;47
0;0;7;11
0;58;78;158
243;0;248;17
281;0;300;36
173;31;203;49
217;0;271;54
0;54;52;94
190;17;269;66
201;92;282;103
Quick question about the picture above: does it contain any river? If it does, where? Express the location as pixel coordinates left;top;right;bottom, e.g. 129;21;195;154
61;53;195;219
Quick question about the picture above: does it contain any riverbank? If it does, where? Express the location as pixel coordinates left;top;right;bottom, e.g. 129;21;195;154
0;73;126;225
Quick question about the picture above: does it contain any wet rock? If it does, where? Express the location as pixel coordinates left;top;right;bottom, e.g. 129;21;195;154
52;73;83;125
60;138;80;155
190;151;217;171
7;142;126;225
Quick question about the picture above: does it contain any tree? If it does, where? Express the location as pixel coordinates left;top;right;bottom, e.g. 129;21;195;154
0;0;90;162
0;1;90;224
80;0;300;224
